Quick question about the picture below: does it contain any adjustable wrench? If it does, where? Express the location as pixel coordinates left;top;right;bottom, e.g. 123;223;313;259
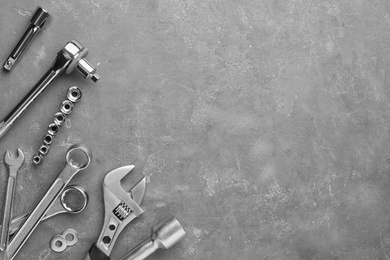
0;149;24;251
4;144;92;260
84;165;146;260
0;40;99;141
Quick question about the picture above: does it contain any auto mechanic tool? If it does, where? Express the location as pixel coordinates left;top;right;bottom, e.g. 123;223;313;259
4;144;92;260
0;40;100;141
0;149;25;251
32;86;83;165
50;228;78;252
2;185;88;236
3;6;50;71
118;216;186;260
84;165;146;260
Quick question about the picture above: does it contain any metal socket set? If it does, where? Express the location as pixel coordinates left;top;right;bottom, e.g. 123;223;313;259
32;86;82;165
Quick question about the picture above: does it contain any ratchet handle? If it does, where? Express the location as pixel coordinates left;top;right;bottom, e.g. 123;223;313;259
84;244;111;260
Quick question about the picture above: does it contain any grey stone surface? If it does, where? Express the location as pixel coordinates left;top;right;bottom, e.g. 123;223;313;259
1;0;390;259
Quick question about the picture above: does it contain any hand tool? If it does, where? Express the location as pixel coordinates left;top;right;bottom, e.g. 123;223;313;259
118;216;186;260
2;185;88;236
5;144;92;260
84;165;146;260
3;6;50;71
0;40;99;141
0;149;25;251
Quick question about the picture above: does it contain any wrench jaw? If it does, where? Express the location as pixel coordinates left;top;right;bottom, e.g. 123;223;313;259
95;166;146;256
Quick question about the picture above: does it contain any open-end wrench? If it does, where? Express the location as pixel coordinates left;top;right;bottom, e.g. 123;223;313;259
4;185;88;236
118;216;186;260
0;149;25;251
84;165;146;260
0;40;99;141
4;144;92;260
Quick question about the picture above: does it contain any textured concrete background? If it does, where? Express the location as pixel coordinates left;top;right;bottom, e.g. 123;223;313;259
1;0;390;259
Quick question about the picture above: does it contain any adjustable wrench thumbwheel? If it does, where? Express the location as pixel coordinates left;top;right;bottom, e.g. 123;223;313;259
84;165;146;260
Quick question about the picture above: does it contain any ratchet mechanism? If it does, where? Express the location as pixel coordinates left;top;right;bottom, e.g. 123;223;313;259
84;165;146;260
0;40;100;140
3;6;50;71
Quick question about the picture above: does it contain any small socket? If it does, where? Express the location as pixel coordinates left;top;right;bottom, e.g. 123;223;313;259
60;100;74;115
67;86;82;103
54;112;66;126
39;144;49;155
32;154;43;165
43;134;53;145
48;123;60;136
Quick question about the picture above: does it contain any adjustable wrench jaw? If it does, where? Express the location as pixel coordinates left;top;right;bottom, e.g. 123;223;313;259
91;165;146;258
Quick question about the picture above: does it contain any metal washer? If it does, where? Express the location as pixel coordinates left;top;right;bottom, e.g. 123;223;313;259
50;235;67;252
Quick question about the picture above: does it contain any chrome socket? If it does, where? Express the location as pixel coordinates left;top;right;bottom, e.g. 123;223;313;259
67;86;82;103
48;123;60;136
33;86;82;165
54;112;66;126
60;100;74;115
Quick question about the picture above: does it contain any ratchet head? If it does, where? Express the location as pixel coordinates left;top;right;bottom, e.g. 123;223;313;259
4;149;25;167
56;40;100;82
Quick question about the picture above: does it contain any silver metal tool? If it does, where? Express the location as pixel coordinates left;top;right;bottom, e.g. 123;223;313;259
118;216;186;260
5;144;92;260
0;40;99;141
3;6;50;71
84;165;146;260
2;185;88;236
33;86;83;165
0;149;25;251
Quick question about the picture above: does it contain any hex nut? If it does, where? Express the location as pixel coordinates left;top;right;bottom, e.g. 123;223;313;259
32;154;43;165
39;144;49;155
48;123;60;136
60;100;74;115
54;112;67;126
43;134;53;145
67;86;82;103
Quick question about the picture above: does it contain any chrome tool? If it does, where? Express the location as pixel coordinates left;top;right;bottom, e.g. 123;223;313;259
84;165;146;260
0;40;99;141
1;185;88;236
118;216;186;260
5;144;92;260
0;149;24;251
3;6;50;71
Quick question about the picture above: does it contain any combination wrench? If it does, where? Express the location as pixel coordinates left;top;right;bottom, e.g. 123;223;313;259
4;144;92;260
0;149;24;251
0;40;99;141
4;185;88;236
